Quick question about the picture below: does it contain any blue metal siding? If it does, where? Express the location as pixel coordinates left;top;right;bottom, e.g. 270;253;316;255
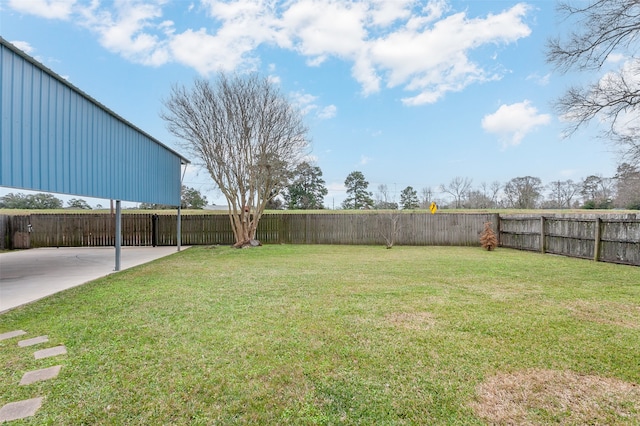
0;38;188;205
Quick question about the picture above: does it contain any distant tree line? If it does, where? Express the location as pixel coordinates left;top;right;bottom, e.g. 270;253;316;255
2;163;638;211
0;185;209;211
0;193;66;209
139;185;208;210
332;164;640;211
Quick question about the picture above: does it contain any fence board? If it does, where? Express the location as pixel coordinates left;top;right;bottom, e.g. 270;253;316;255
0;215;8;250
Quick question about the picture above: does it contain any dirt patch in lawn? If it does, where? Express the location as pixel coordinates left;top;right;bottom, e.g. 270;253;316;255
471;369;640;425
384;312;435;331
565;300;640;329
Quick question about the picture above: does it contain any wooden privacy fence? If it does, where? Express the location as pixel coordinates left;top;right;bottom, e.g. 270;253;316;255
3;214;161;249
2;212;638;266
4;212;498;249
500;214;640;266
254;213;497;246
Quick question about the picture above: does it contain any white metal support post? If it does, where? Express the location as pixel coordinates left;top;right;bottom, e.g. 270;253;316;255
115;200;122;271
177;163;187;252
177;205;182;252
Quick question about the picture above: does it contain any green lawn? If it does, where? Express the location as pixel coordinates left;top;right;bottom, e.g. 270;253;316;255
1;245;639;425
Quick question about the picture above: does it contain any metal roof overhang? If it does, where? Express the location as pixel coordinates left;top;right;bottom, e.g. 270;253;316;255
0;37;191;271
0;36;189;206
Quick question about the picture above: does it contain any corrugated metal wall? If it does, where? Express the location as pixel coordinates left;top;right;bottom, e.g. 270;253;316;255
0;37;188;205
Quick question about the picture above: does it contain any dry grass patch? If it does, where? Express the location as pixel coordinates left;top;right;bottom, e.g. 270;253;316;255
471;369;640;425
566;300;640;329
384;312;435;331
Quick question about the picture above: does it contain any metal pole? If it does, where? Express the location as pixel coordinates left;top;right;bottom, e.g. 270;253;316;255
177;162;187;252
115;200;121;271
177;205;182;252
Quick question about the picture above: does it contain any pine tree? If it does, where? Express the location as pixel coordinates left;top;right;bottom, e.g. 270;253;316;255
480;222;498;251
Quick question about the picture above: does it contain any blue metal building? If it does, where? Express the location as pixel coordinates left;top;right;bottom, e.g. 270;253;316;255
0;36;189;205
0;37;190;269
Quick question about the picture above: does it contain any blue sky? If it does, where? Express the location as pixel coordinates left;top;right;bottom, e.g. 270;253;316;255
0;0;622;208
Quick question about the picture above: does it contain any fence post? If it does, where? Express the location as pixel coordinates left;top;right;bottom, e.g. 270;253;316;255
540;216;546;254
152;214;159;247
593;217;602;262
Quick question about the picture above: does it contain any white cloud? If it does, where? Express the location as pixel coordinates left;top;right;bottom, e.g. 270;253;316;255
327;181;346;194
9;40;34;54
268;74;281;85
560;58;640;138
170;28;258;73
279;0;368;62
603;58;640;122
560;169;578;178
76;0;171;67
368;0;413;27
317;105;337;120
481;100;551;147
359;155;372;165
8;0;533;105
372;3;531;105
526;72;551;86
290;91;319;115
8;0;75;19
606;53;626;64
290;91;336;120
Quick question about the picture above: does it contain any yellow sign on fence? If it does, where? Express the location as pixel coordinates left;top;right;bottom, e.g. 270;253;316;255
429;202;438;214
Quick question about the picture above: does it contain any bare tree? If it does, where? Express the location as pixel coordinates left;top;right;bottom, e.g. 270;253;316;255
375;184;398;209
489;181;502;207
420;186;434;209
376;212;402;249
466;190;492;209
440;177;472;208
547;0;640;165
162;73;309;247
467;181;501;209
504;176;543;209
547;180;580;208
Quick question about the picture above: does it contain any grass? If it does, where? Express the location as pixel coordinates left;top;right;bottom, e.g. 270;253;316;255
1;245;639;424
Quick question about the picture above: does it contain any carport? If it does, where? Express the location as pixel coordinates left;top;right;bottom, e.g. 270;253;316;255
0;37;190;270
0;246;183;312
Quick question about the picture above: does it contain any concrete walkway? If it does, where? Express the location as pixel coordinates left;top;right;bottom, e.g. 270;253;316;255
0;246;187;313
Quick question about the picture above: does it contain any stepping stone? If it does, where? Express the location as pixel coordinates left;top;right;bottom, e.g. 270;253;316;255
20;365;62;385
34;345;67;360
0;397;43;422
0;330;27;341
18;335;49;347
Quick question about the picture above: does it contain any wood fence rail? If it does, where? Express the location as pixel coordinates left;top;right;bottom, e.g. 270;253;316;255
1;212;638;266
